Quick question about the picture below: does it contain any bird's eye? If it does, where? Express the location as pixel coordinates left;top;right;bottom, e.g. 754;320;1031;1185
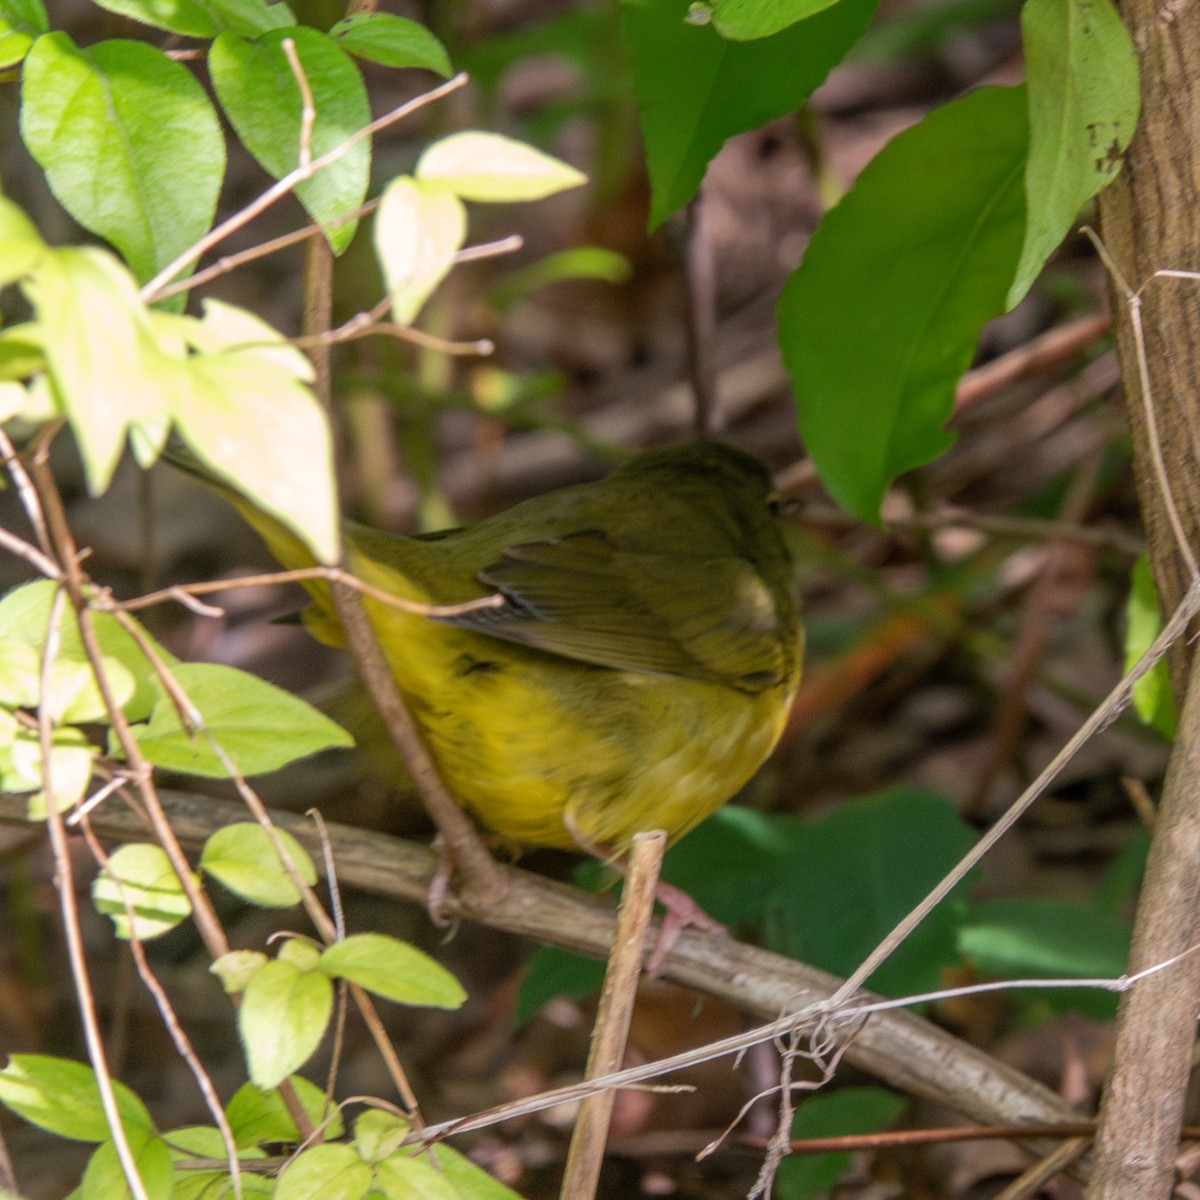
768;492;801;518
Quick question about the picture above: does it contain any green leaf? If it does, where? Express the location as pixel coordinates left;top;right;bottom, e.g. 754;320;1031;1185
776;1088;906;1199
960;896;1130;979
695;0;842;41
239;959;334;1090
0;1054;155;1143
92;843;193;940
0;0;46;68
0;579;169;723
763;788;977;997
515;947;606;1026
210;27;370;255
166;1128;271;1200
22;247;176;493
779;86;1028;522
200;823;317;907
490;247;631;309
0;194;45;283
407;1144;523;1200
20;34;225;285
416;132;587;202
1124;554;1175;738
11;727;96;818
171;299;340;564
353;1109;410;1165
374;1153;460;1200
318;934;466;1009
133;661;352;778
225;1077;341;1149
89;0;295;37
80;1130;174;1200
274;1143;373;1200
374;178;466;326
203;0;296;34
621;0;879;228
1008;0;1139;305
328;13;451;75
959;896;1130;1017
211;949;270;993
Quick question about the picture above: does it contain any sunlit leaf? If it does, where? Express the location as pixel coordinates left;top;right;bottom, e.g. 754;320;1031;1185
239;960;333;1090
328;13;450;75
20;34;224;284
92;843;193;940
132;661;353;778
374;177;466;326
210;27;369;254
201;823;317;907
319;934;466;1009
416;132;586;202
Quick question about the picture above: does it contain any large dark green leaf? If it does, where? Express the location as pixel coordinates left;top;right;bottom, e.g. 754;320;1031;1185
621;0;879;228
779;85;1028;522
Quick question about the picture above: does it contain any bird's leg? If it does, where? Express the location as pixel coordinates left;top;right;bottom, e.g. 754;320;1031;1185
564;812;727;972
642;877;726;976
426;835;456;928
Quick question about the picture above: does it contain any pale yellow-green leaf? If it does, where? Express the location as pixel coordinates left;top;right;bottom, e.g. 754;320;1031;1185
211;949;269;994
171;303;338;564
353;1109;410;1165
416;132;586;202
239;959;334;1089
0;382;28;423
12;728;95;818
0;193;45;286
374;1153;461;1200
92;842;193;939
374;176;466;326
277;939;322;970
22;247;176;492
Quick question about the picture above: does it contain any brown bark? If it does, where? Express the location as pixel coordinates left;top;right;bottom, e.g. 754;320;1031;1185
1097;1;1200;699
1090;4;1200;1196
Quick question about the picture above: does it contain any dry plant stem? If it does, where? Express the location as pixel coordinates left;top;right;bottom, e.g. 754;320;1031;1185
28;457;231;963
29;455;320;1141
800;503;1143;556
52;791;1087;1153
829;575;1200;1008
995;1139;1091;1200
78;819;244;1200
954;312;1112;409
683;192;717;439
330;586;509;904
560;830;666;1200
965;454;1101;814
1089;651;1200;1199
37;589;150;1200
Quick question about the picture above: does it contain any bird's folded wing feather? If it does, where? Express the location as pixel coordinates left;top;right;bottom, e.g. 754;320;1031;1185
436;531;789;692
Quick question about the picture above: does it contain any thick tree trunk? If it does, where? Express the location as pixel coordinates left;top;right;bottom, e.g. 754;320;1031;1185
1090;3;1200;1195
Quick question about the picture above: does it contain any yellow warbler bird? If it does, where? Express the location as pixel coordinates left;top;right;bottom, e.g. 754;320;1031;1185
175;442;803;861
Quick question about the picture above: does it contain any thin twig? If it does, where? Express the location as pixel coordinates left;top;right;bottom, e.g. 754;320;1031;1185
140;74;469;302
37;588;150;1200
281;38;316;171
78;819;244;1200
109;566;505;621
825;575;1200;1008
1083;228;1197;578
560;831;666;1200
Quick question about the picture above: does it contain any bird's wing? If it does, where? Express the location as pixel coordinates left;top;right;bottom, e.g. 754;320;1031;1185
436;531;791;692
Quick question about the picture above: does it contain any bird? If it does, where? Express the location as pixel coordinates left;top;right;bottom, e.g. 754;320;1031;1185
173;441;803;950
